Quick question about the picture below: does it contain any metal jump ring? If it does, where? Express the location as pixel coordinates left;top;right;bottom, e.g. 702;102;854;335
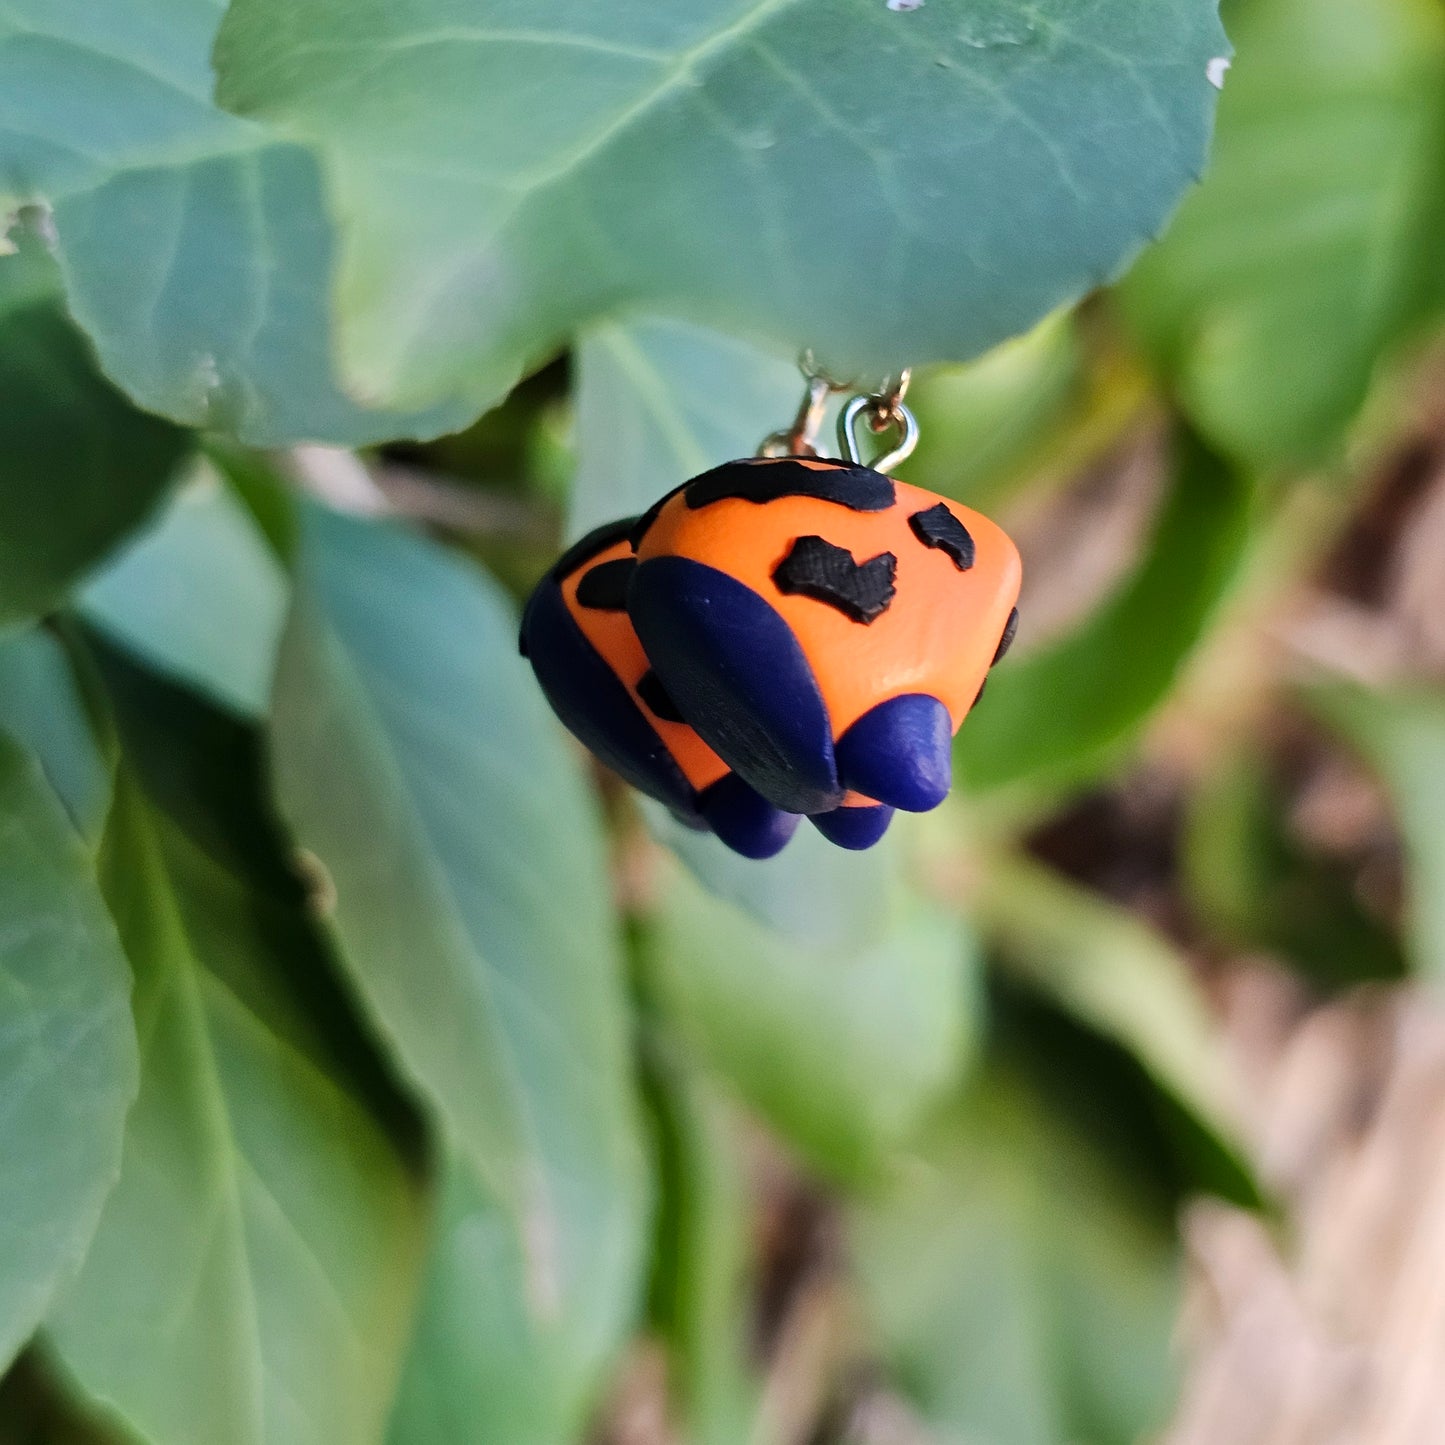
838;393;919;474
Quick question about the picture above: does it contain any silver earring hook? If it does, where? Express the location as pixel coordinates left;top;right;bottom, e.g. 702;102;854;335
758;373;834;458
759;355;918;470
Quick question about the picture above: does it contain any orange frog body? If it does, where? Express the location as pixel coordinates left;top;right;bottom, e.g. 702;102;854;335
628;456;1021;817
521;456;1022;856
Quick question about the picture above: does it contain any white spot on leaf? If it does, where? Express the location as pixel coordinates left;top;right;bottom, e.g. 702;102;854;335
887;0;923;11
958;15;1036;48
26;203;58;250
1207;56;1232;89
192;352;223;418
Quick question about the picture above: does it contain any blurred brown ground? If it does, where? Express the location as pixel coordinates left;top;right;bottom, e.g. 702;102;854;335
1169;969;1445;1445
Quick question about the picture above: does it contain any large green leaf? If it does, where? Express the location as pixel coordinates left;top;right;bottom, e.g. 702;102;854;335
0;2;471;444
851;1060;1181;1445
642;863;975;1178
0;729;136;1374
958;432;1253;792
1310;685;1445;981
570;316;797;538
269;506;649;1437
79;467;288;721
47;775;426;1445
215;0;1228;414
0;236;187;631
1121;0;1445;468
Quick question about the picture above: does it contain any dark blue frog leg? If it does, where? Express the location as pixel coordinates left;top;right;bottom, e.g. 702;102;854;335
696;774;800;859
809;803;895;850
834;694;953;813
520;573;700;819
629;557;843;815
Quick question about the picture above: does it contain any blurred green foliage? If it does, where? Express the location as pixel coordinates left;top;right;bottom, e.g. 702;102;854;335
0;0;1443;1442
1123;0;1445;469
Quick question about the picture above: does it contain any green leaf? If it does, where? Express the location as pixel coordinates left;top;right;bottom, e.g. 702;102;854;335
0;1354;130;1445
0;2;472;445
640;1036;758;1445
214;0;1228;414
389;1149;650;1445
851;1060;1181;1445
269;506;649;1435
202;442;302;563
973;855;1258;1206
79;467;289;720
903;312;1088;511
1121;0;1445;468
47;775;427;1445
0;236;188;631
387;1166;560;1445
0;729;136;1374
571;316;797;538
958;431;1253;792
646;803;904;951
1310;684;1445;981
642;863;975;1178
0;629;112;851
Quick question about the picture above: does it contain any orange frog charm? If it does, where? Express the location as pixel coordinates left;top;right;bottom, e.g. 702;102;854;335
521;371;1022;858
628;456;1020;820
